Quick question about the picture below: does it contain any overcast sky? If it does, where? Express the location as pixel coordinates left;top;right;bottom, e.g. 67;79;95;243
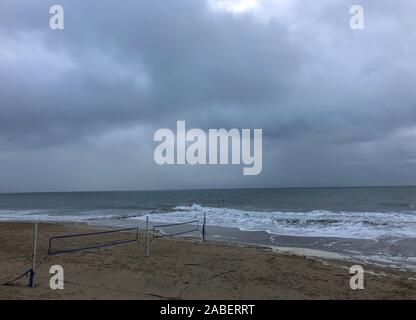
0;0;415;192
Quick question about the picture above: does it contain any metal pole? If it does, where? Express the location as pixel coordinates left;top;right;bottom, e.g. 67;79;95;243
30;223;38;288
202;213;206;243
145;216;150;256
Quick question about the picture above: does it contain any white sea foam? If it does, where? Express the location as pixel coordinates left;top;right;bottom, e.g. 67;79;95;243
129;203;416;240
3;204;416;240
0;209;115;222
0;209;43;216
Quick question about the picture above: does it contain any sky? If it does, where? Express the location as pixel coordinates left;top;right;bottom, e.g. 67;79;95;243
0;0;415;192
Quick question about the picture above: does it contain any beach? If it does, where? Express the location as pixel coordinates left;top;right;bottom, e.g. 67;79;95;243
2;188;416;270
1;222;415;300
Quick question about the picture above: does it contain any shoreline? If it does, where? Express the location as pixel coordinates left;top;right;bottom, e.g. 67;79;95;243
1;221;415;299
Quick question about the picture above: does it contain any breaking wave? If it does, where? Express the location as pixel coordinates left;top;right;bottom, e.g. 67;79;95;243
130;203;416;240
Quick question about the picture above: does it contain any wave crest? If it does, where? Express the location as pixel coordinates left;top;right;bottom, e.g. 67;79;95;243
130;203;416;240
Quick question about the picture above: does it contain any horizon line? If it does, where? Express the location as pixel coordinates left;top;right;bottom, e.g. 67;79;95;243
1;184;416;195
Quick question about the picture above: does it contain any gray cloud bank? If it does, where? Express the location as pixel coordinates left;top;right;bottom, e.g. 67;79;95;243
0;0;415;192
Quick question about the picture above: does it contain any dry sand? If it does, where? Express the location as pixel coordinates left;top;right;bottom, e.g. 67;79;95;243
0;222;415;299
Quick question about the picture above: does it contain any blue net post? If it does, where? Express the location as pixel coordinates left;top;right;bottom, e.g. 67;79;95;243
28;269;35;288
202;213;207;242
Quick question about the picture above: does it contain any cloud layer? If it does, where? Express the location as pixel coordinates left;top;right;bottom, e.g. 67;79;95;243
0;0;415;192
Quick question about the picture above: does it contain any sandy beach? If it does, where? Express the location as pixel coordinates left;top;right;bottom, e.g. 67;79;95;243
0;222;415;300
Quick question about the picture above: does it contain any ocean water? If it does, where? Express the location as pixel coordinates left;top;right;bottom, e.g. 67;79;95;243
1;187;416;269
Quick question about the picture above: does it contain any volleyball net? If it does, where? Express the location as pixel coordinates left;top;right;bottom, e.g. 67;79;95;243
152;220;200;238
3;214;208;287
150;213;207;241
47;227;139;255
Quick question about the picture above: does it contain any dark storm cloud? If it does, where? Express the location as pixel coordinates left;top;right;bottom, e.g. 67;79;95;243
0;0;415;191
0;0;300;147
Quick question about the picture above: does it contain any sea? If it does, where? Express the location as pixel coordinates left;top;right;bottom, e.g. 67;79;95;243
1;187;416;270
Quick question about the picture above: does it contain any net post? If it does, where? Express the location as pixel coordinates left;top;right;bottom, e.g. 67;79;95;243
136;227;139;243
202;213;206;243
29;223;38;288
47;237;52;256
145;216;150;257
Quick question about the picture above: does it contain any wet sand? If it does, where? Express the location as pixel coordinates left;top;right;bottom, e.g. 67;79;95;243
0;222;415;299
